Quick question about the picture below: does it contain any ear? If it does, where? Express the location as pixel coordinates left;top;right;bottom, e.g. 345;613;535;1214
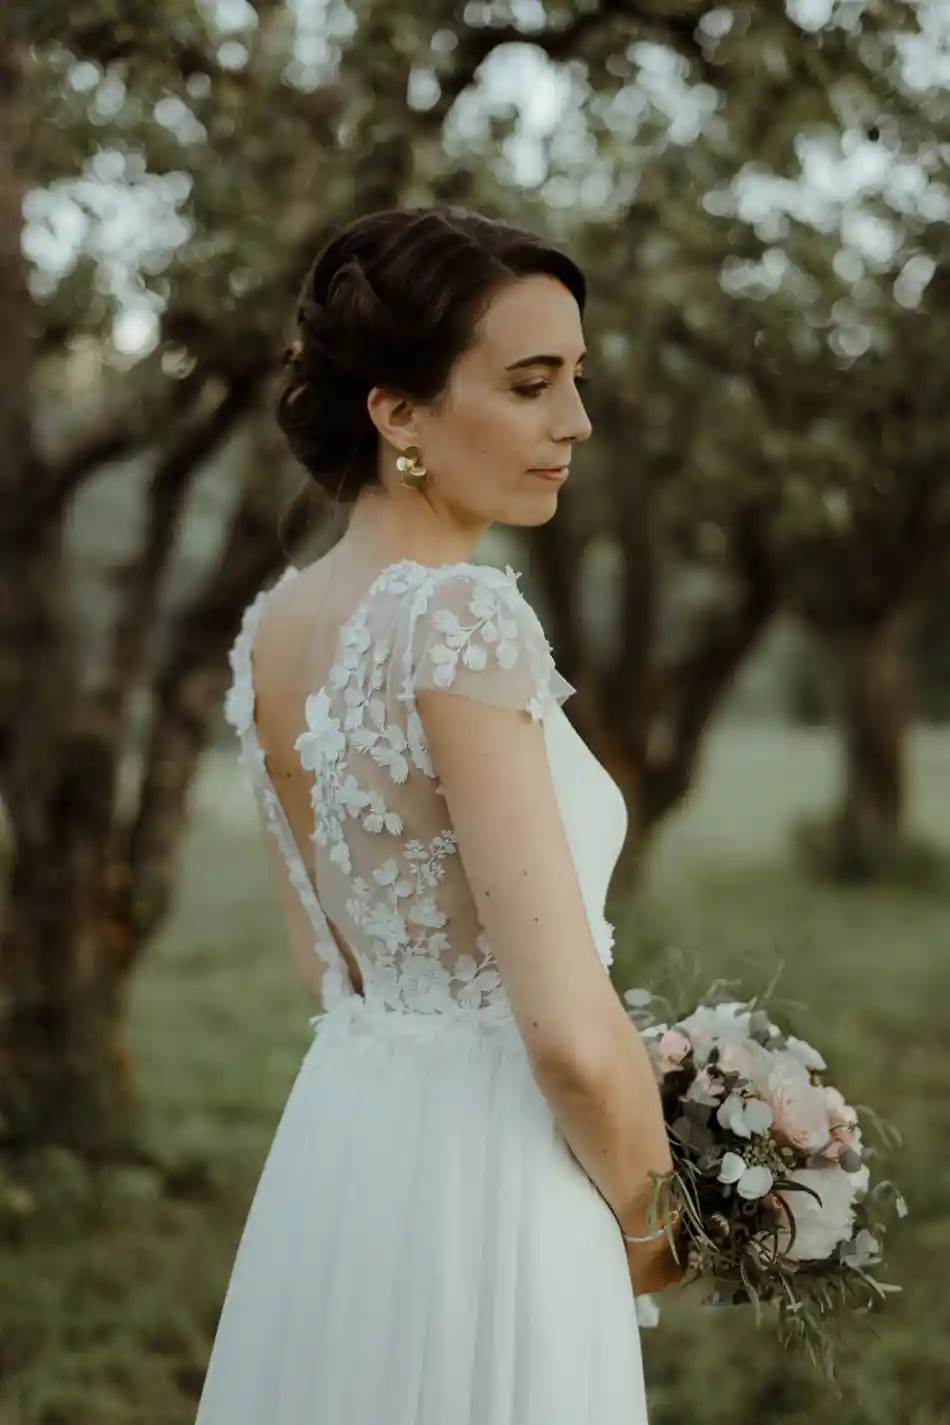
366;387;421;450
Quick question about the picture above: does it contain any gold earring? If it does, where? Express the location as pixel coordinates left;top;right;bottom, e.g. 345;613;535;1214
396;445;428;490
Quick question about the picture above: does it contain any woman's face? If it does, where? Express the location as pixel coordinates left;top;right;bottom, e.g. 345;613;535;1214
409;274;592;528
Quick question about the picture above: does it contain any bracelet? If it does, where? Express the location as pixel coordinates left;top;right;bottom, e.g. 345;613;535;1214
622;1208;681;1245
623;1225;666;1244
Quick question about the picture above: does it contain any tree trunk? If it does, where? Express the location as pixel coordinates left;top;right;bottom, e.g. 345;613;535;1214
0;2;458;1162
825;612;909;880
0;835;138;1157
0;37;135;1158
0;472;284;1159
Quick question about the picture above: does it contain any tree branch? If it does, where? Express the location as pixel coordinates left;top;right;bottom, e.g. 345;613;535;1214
7;368;208;543
640;505;778;832
97;372;261;728
114;459;290;957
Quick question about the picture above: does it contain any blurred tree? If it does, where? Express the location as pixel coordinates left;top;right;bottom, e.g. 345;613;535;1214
0;0;493;1157
2;0;767;1156
516;0;946;881
0;0;942;1162
913;575;950;721
499;0;935;877
773;291;950;879
679;190;950;879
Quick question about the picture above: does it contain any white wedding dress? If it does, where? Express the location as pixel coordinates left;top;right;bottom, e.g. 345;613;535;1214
195;557;649;1424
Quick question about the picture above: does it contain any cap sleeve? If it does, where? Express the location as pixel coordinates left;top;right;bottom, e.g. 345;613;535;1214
403;564;575;722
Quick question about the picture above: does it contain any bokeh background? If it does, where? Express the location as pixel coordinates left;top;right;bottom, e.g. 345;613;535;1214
1;1;949;1421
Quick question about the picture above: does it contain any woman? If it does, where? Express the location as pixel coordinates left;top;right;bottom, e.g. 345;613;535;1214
197;206;682;1425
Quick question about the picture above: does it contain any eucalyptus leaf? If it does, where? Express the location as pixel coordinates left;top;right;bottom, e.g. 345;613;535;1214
839;1146;863;1174
671;1115;695;1146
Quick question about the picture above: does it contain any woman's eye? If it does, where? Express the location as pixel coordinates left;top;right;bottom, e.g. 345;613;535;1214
514;375;588;399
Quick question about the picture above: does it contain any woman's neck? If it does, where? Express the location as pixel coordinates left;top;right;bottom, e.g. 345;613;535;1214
340;487;487;571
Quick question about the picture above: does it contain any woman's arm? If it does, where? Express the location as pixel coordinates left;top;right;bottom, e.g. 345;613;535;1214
417;686;673;1237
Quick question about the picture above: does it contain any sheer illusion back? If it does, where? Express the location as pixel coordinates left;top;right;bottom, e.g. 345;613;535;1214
224;557;606;1022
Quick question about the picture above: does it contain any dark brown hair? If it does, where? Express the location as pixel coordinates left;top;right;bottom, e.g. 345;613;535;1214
275;206;586;541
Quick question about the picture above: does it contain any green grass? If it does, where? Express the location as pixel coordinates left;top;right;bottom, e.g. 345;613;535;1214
1;725;948;1424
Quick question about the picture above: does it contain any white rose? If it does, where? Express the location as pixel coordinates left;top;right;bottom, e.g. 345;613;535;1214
677;1002;751;1063
847;1162;870;1198
717;1039;775;1094
784;1034;827;1072
775;1166;857;1261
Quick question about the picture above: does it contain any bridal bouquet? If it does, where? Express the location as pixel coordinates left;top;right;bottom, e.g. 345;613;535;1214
624;975;907;1378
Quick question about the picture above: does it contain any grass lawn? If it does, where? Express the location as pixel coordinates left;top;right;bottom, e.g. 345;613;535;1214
1;725;947;1424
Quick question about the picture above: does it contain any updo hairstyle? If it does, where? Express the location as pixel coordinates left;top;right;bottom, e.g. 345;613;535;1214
275;206;586;510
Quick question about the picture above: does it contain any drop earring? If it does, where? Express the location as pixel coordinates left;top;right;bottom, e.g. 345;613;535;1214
396;445;428;491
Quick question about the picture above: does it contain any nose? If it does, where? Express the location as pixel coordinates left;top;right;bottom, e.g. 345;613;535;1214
554;382;593;445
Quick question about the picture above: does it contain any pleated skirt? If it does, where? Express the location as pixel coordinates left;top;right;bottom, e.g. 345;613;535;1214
194;999;649;1425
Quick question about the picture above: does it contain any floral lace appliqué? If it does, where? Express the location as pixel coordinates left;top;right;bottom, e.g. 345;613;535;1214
227;559;583;1026
293;565;520;1018
290;561;575;1020
399;562;566;724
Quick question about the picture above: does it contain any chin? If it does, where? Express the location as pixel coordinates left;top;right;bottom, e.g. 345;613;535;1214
494;492;561;528
523;498;561;527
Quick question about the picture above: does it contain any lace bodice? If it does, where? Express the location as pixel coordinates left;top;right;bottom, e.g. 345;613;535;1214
224;559;626;1029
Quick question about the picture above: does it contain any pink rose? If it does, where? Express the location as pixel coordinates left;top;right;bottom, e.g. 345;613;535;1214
677;1003;751;1065
766;1053;832;1155
657;1029;691;1074
717;1042;753;1078
717;1039;774;1095
823;1085;857;1131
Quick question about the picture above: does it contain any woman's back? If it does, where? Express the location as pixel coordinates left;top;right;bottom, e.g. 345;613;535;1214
227;554;619;1023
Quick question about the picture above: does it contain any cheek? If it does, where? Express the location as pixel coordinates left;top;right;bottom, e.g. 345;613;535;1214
475;396;541;456
449;393;536;458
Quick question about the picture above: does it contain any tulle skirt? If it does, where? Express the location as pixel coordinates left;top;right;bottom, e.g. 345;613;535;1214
194;998;649;1425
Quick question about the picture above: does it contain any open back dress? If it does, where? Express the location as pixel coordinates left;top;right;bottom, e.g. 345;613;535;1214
195;557;649;1424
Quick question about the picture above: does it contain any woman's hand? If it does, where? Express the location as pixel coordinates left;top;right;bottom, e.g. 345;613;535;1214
624;1227;687;1296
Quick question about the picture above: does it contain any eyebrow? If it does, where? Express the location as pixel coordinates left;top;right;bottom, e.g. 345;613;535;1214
505;351;587;372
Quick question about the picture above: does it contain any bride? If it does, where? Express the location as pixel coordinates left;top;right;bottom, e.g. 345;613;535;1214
196;204;682;1425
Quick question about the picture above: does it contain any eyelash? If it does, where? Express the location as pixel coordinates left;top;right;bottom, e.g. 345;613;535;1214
514;376;589;400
